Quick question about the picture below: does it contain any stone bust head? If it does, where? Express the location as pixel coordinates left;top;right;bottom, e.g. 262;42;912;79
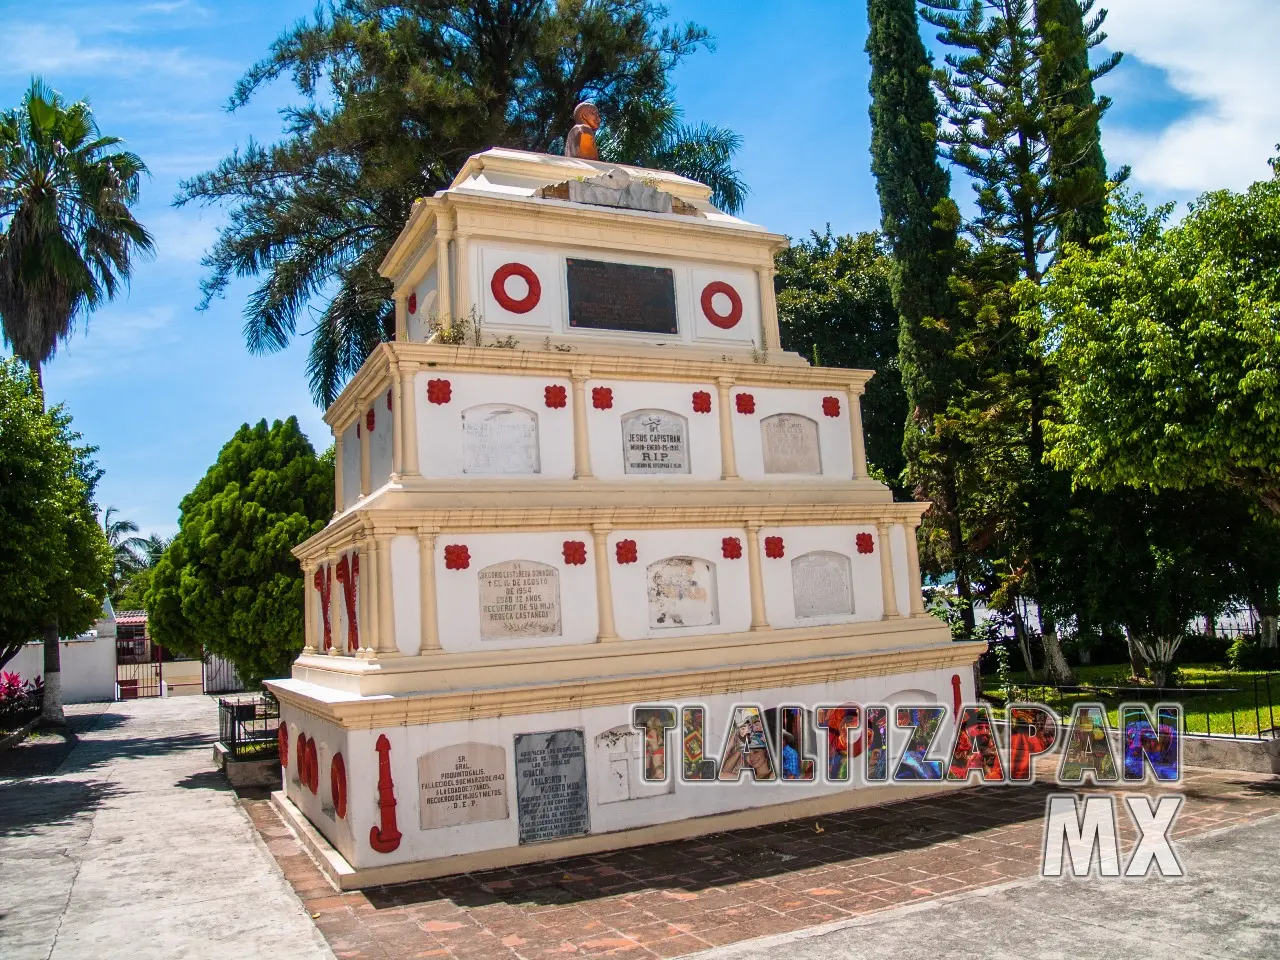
564;101;602;160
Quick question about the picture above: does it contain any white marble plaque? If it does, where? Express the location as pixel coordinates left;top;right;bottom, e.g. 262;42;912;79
462;404;540;474
478;560;561;639
646;557;718;629
792;550;854;618
621;409;690;475
593;725;672;804
761;414;821;475
418;742;509;830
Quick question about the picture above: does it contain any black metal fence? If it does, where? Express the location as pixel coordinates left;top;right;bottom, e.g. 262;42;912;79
1000;673;1280;741
217;694;280;760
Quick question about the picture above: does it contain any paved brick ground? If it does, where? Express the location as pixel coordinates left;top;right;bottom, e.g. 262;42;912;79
243;767;1280;960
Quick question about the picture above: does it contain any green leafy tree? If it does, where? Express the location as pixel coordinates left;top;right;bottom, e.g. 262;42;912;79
177;0;745;407
0;359;110;672
0;79;152;719
1039;178;1280;517
146;418;333;684
775;229;906;488
865;0;975;629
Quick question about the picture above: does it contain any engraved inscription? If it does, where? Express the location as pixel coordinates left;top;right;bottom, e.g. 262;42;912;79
566;259;679;335
594;724;673;804
462;404;540;474
761;413;821;475
621;409;689;474
418;743;509;830
791;550;854;619
477;560;562;639
646;557;718;629
515;730;589;844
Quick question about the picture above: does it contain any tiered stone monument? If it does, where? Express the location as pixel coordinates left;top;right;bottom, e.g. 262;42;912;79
267;130;984;887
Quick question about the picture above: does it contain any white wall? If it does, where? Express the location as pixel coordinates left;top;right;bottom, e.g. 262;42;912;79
731;386;853;481
586;380;721;481
340;420;361;511
407;263;439;339
758;525;883;628
281;664;976;870
367;392;394;489
7;631;117;703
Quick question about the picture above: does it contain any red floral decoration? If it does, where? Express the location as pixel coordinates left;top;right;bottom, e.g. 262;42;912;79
735;393;756;415
615;539;638;564
278;724;289;767
700;281;744;329
856;532;875;555
366;409;376;433
331;752;348;820
764;536;785;559
822;396;841;418
426;378;452;405
313;566;333;651
356;423;360;439
369;734;402;853
335;553;360;652
692;390;712;414
407;292;418;315
563;540;587;565
721;537;743;560
306;739;319;793
444;545;471;570
592;386;613;410
491;262;542;314
386;389;393;411
544;384;567;409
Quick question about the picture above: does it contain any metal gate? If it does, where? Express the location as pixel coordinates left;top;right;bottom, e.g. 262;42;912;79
116;657;162;698
203;655;244;695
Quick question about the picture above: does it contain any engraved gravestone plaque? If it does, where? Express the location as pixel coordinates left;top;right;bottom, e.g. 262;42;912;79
621;409;690;474
418;742;509;830
566;259;679;335
477;560;562;639
761;414;821;475
646;557;718;629
791;551;854;619
462;404;540;474
514;729;589;843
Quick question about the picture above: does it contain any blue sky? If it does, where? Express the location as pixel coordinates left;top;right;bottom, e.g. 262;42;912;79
2;0;1277;538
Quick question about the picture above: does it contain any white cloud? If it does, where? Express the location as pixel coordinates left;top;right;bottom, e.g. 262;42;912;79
0;22;231;81
147;211;220;265
52;304;180;382
1102;0;1280;194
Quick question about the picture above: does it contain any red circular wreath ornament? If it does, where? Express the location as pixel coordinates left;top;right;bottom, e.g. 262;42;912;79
278;724;289;766
407;292;418;315
307;738;320;793
491;262;542;314
296;733;307;780
701;281;743;329
331;752;348;819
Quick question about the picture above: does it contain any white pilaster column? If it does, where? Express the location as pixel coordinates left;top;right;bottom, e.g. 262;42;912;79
716;377;740;480
301;561;317;654
904;517;927;617
756;264;782;353
390;368;404;481
400;362;420;478
846;386;869;480
877;519;901;619
374;530;399;657
745;523;771;631
394;293;408;342
455;232;471;327
333;437;344;516
329;556;344;656
435;215;453;329
570;368;594;480
360;537;378;657
417;528;440;654
359;406;372;498
591;526;618;642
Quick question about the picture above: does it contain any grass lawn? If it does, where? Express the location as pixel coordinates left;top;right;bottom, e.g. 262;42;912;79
982;662;1280;738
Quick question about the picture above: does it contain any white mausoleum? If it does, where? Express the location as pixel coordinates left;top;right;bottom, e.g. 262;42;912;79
266;147;984;888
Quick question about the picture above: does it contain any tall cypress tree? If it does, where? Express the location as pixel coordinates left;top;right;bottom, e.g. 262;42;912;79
1036;0;1121;250
866;0;976;633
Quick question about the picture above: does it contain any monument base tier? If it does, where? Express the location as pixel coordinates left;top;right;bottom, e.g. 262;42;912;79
266;644;983;882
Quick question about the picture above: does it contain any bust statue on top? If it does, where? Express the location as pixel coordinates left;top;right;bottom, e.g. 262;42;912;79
563;101;601;161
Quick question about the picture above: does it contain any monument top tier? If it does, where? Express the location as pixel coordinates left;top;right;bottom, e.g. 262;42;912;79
378;147;794;362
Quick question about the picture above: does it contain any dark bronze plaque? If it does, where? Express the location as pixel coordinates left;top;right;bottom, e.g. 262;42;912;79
514;729;589;843
566;258;679;335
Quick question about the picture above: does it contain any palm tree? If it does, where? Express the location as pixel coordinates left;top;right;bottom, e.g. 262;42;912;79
103;507;147;603
0;78;153;722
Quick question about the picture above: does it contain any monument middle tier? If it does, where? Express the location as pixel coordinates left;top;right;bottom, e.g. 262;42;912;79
326;342;887;509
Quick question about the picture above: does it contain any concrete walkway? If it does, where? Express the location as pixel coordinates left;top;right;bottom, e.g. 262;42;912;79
0;696;333;960
690;813;1280;960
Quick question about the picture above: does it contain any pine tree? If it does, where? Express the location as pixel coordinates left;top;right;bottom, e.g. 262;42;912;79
1036;0;1122;250
865;0;977;633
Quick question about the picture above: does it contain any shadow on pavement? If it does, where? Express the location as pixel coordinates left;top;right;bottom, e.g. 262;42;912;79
175;768;233;792
0;777;122;836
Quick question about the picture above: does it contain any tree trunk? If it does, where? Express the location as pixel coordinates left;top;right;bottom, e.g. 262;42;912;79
941;465;976;636
1040;613;1074;685
1125;627;1147;680
1261;583;1278;650
41;619;65;725
1012;610;1038;679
